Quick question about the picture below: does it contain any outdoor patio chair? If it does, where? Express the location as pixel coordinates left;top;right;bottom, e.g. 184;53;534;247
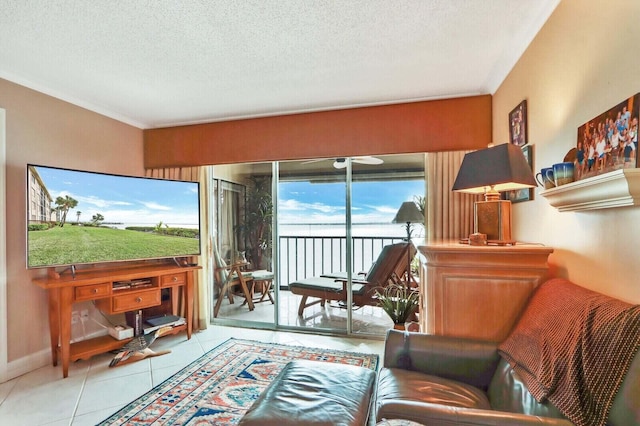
288;242;416;316
212;240;258;317
213;259;256;318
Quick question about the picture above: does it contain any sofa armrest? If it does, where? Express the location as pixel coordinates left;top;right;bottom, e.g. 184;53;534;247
383;329;501;390
378;401;574;426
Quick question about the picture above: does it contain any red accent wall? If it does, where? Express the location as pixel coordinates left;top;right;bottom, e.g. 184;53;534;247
144;95;492;168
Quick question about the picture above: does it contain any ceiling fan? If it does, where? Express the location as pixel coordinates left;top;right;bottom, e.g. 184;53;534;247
302;156;384;169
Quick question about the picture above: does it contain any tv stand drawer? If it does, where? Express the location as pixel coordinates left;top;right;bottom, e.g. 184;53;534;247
75;282;111;301
162;272;186;287
97;288;161;314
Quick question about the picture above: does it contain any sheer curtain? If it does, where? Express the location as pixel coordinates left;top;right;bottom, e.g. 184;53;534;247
145;166;211;330
217;181;242;263
425;151;478;241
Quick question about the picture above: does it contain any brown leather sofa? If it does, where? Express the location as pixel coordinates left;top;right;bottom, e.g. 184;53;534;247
375;279;640;425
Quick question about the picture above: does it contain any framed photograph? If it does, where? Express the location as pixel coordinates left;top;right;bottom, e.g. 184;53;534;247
509;100;528;146
575;92;639;180
503;145;533;203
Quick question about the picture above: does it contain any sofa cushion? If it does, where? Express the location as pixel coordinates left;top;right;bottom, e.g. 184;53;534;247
488;358;567;419
240;360;375;426
376;367;491;421
288;276;366;295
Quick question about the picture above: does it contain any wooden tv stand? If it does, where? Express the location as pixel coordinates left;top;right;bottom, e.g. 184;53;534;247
33;262;201;378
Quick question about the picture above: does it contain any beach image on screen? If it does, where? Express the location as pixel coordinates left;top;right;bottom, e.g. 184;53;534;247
27;165;200;268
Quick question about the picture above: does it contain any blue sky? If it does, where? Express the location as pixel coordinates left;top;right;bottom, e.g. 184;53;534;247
32;165;200;227
278;179;424;225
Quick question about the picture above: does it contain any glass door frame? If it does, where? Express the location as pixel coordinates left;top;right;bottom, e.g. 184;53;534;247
210;155;425;338
274;159;356;335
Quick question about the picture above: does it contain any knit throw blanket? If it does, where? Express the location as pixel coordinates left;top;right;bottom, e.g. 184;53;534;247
498;278;640;426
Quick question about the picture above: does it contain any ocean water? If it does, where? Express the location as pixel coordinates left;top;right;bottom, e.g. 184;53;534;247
277;222;424;285
279;222;424;239
105;222;199;230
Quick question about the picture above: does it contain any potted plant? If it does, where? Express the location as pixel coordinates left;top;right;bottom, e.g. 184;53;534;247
238;176;273;270
375;283;420;330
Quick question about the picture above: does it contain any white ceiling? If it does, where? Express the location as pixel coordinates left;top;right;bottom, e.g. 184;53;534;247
0;1;559;129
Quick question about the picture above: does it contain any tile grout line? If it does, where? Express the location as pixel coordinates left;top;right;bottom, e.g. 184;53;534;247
0;376;18;406
68;367;90;425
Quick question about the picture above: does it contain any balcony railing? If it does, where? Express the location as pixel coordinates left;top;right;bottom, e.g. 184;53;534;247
277;235;405;288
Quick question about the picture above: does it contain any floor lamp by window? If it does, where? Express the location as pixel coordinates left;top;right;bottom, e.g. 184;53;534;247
392;201;423;286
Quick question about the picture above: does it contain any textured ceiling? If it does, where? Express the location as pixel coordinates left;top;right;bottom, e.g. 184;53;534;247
0;1;559;129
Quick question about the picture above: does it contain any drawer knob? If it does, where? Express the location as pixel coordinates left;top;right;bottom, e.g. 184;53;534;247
172;276;178;281
92;288;98;294
136;297;142;303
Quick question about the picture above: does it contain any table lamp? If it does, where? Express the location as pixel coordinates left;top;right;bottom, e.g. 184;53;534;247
452;144;536;245
392;201;424;285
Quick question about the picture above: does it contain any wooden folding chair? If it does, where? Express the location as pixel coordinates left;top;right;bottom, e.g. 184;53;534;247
212;241;257;318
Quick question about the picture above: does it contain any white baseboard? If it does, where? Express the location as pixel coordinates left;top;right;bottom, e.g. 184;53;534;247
5;348;51;382
3;329;110;382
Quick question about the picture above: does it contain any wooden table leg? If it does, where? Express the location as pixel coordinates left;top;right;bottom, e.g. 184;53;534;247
185;272;193;339
47;288;61;366
170;287;179;316
258;280;274;304
59;287;73;378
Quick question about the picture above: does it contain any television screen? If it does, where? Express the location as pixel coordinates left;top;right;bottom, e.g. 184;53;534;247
27;164;201;268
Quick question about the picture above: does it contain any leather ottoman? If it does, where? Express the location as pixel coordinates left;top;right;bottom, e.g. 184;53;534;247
239;359;376;426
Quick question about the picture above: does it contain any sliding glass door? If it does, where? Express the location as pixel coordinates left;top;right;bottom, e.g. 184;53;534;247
211;164;276;327
349;156;425;335
210;154;425;337
276;154;425;336
277;158;349;333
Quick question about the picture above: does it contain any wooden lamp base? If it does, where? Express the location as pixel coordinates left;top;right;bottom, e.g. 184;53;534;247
474;200;514;245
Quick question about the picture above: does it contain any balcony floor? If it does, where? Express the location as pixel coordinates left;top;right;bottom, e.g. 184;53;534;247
214;289;396;336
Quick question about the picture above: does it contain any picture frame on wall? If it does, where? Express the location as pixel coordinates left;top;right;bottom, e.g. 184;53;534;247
503;145;533;203
509;100;528;147
575;92;639;181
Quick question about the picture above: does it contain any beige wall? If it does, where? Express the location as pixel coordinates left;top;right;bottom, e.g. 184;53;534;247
0;79;143;368
493;0;640;302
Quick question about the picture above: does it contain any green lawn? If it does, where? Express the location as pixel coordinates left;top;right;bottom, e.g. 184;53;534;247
28;225;200;267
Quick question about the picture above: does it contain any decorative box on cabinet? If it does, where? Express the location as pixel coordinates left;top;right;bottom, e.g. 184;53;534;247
418;242;553;342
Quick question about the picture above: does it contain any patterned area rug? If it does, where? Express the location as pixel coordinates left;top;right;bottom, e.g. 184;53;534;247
98;338;379;425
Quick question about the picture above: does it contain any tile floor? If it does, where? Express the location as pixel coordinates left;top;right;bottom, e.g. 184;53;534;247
216;288;395;336
0;325;385;426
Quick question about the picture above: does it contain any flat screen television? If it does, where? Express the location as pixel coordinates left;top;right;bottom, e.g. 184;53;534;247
27;164;201;269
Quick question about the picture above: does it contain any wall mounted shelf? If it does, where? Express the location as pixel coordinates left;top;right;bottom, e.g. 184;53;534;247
540;168;640;212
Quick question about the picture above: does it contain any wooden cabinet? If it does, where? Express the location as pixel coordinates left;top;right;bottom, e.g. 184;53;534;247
419;242;553;342
33;262;200;378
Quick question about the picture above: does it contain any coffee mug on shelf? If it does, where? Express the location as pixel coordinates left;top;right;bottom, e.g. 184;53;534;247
552;162;575;186
536;167;555;189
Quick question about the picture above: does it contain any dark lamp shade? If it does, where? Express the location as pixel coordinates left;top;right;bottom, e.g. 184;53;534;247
392;201;424;224
452;144;536;194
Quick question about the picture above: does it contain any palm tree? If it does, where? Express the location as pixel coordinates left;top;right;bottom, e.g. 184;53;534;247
413;195;425;216
91;213;104;226
55;195;78;227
